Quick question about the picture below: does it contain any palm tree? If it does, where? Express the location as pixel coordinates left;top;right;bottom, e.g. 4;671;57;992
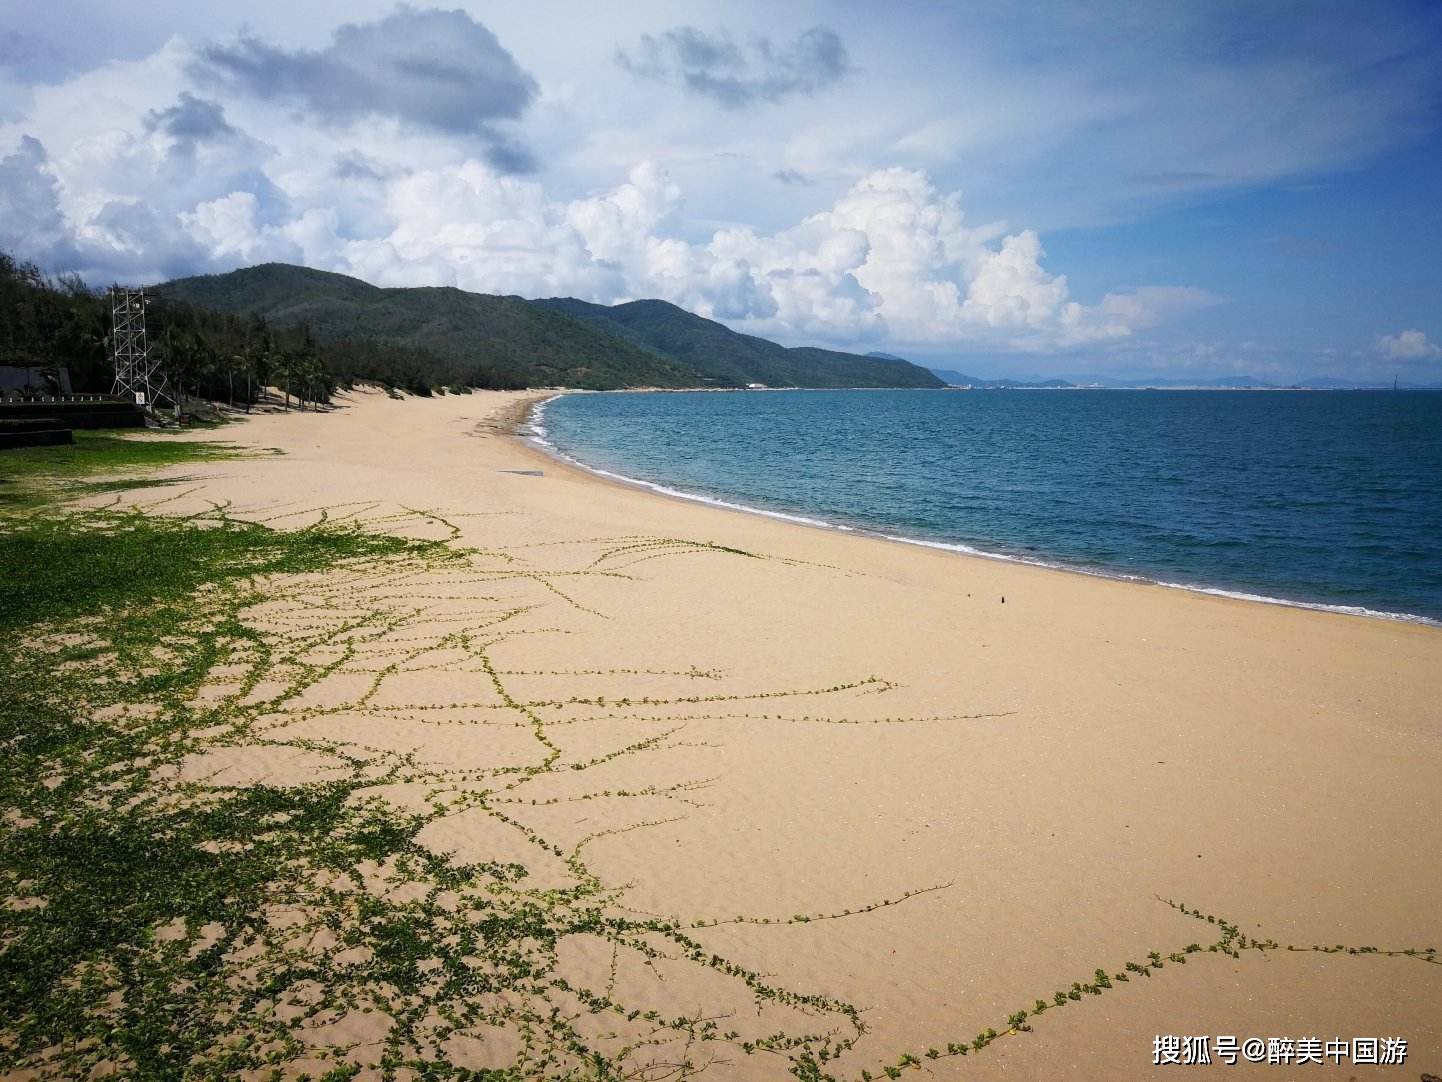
300;352;327;409
231;346;260;411
254;336;273;406
273;351;294;409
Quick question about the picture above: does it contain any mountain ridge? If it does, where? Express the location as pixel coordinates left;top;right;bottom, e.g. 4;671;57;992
156;264;698;390
926;366;1074;389
532;297;942;389
157;263;942;391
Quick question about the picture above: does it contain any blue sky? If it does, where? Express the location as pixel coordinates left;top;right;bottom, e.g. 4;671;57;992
1;0;1439;383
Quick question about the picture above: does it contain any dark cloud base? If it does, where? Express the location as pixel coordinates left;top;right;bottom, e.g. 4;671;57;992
618;24;849;108
194;7;539;171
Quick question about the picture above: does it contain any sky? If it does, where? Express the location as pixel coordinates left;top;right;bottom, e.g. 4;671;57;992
1;0;1440;384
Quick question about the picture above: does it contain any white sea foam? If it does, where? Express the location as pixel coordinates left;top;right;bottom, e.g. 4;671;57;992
518;396;1439;628
521;396;852;532
879;534;1439;625
522;393;559;442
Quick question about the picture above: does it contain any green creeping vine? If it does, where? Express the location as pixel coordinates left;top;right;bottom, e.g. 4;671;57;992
0;497;966;1080
3;486;1432;1081
848;897;1438;1081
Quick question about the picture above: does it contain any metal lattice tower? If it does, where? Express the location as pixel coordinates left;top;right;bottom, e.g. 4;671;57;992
110;286;172;409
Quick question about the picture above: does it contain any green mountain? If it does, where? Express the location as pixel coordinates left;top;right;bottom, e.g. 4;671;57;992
157;264;699;390
926;367;983;386
927;366;1075;389
158;263;943;391
534;297;942;388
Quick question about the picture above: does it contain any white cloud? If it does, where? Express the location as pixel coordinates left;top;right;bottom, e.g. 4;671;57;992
313;162;1216;351
0;136;75;263
178;191;298;263
193;8;539;170
1377;329;1441;359
1096;287;1223;331
673;169;1220;349
0;95;1219;352
0;14;1224;356
616;25;849;109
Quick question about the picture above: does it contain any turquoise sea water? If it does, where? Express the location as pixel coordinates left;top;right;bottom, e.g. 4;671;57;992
532;389;1442;623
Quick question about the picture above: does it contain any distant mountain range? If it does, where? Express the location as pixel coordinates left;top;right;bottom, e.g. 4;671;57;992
920;364;1075;389
919;363;1442;391
535;300;941;388
1085;375;1442;390
149;266;1439;392
158;264;942;391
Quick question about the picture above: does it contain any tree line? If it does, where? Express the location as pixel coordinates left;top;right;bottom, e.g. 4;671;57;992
0;251;526;406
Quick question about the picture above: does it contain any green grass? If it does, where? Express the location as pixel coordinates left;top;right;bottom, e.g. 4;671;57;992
0;430;245;509
0;506;461;1078
0;505;442;634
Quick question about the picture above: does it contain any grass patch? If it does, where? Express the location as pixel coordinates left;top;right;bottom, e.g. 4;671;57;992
0;506;461;1078
0;430;245;509
72;475;197;496
0;505;443;635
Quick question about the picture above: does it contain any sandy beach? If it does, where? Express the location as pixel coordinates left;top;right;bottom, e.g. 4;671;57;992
95;386;1441;1079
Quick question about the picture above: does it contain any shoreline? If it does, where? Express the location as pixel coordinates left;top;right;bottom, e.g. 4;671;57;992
512;391;1442;630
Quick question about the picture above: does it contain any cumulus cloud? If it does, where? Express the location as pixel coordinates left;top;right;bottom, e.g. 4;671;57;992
0;29;69;84
0;20;1212;357
0;100;1214;349
178;191;301;264
1377;329;1441;359
618;25;848;108
0;136;76;264
333;151;395;182
342;160;628;297
286;163;1208;351
0;45;290;282
140;93;249;167
0;133;228;281
194;7;538;170
144;93;236;143
649;169;1218;349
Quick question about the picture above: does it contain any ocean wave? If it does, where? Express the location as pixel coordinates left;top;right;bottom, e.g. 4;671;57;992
522;402;853;532
518;395;1440;628
877;535;1439;625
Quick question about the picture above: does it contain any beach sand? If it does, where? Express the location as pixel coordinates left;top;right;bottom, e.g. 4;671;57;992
105;387;1441;1079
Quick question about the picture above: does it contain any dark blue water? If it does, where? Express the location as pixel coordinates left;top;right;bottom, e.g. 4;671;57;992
535;389;1442;622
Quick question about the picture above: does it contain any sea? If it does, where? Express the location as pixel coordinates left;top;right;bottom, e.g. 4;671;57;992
529;389;1442;624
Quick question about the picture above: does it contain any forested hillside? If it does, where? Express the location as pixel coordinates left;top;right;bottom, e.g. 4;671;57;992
159;265;699;391
165;264;943;389
533;297;944;388
1;254;113;393
1;252;511;404
5;255;945;400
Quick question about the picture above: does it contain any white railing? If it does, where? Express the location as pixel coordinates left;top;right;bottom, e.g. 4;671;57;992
0;394;128;404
